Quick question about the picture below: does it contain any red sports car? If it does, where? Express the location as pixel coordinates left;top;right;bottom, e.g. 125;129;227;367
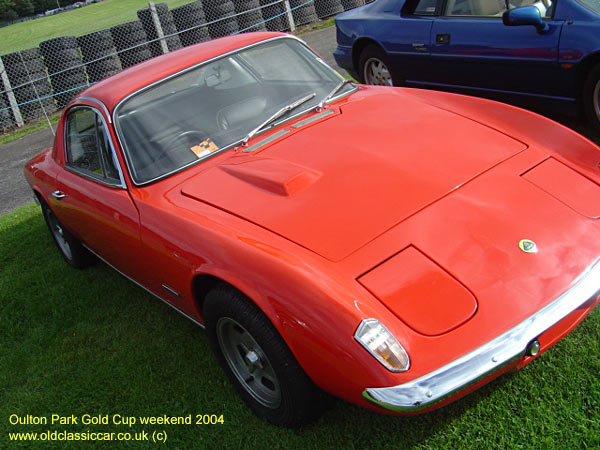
24;32;600;427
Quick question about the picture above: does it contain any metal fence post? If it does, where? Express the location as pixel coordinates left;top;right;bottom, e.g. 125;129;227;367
0;58;24;127
284;0;296;31
148;1;169;55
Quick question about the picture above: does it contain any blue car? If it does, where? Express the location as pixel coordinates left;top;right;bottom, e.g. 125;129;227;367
333;0;600;130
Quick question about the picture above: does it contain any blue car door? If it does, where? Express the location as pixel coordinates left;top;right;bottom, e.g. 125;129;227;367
425;0;566;100
369;0;437;82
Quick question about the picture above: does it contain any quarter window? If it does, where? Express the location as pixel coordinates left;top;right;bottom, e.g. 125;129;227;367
66;108;121;185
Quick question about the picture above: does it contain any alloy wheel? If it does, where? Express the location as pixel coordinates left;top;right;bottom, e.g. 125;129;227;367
216;317;281;409
364;57;393;86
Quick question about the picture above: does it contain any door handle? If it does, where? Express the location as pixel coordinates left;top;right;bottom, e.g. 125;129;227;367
436;33;451;44
52;190;67;200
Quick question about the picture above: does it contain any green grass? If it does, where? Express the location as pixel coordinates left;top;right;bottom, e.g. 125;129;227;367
297;17;336;35
0;0;196;54
1;204;599;449
0;113;60;145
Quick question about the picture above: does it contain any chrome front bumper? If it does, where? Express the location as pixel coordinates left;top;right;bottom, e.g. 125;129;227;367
363;260;600;412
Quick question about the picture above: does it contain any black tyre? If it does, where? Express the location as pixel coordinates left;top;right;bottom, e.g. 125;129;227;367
88;57;121;73
204;0;239;38
41;201;95;269
233;0;266;32
314;0;344;19
204;285;328;428
118;48;152;69
137;4;182;56
583;64;600;132
86;57;122;83
259;0;288;31
23;58;45;74
78;30;116;62
358;44;400;86
50;69;88;107
342;0;364;10
43;49;83;74
209;19;239;39
39;36;78;53
1;55;45;79
290;0;318;25
172;2;210;46
17;48;42;61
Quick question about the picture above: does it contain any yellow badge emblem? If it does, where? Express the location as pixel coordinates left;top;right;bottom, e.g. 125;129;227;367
518;239;538;253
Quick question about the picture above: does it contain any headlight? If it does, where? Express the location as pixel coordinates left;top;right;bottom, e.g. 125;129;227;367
354;318;410;372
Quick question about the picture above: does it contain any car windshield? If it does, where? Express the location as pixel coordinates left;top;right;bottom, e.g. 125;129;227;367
577;0;600;14
115;38;353;185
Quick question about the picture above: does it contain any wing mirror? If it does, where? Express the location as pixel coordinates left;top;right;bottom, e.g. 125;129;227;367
502;5;549;33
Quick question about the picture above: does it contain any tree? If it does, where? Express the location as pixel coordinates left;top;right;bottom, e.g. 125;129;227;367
14;0;34;17
31;0;54;14
0;0;17;21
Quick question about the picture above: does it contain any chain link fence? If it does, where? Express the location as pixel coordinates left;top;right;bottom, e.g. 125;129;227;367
0;0;373;135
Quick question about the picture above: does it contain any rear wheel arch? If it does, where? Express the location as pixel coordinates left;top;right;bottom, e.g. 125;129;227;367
32;187;54;209
33;189;45;206
352;38;382;76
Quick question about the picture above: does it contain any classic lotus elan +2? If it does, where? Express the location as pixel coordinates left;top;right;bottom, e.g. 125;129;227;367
24;32;600;427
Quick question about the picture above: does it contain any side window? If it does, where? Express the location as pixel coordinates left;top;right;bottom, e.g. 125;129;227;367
507;0;552;17
445;0;507;16
413;0;440;15
66;108;121;185
238;41;326;82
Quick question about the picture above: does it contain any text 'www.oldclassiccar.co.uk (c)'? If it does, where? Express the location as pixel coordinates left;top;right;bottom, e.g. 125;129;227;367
7;413;224;444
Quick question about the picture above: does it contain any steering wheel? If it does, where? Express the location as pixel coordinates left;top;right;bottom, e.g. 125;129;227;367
165;130;208;152
162;129;211;167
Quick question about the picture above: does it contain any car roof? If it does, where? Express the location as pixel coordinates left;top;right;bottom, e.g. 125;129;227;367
77;31;287;112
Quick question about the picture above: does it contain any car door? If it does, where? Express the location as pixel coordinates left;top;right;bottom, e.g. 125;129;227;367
52;106;143;280
427;0;565;98
371;0;438;83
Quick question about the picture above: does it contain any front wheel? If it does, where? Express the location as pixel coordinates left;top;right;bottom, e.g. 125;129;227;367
358;44;400;87
583;64;600;132
203;285;329;428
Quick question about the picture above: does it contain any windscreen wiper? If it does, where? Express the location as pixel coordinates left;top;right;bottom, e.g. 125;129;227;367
242;92;316;145
316;79;354;110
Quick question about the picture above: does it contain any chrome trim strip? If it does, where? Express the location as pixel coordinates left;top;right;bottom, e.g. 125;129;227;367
77;96;112;123
161;284;180;298
111;35;357;187
291;109;334;128
363;259;600;412
242;129;289;153
407;80;576;103
83;245;205;329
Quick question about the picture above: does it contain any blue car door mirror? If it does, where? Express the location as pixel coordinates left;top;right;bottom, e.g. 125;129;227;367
502;5;550;33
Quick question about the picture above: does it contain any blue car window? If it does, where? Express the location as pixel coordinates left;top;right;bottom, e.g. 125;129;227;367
577;0;600;14
445;0;507;15
507;0;553;17
413;0;440;14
